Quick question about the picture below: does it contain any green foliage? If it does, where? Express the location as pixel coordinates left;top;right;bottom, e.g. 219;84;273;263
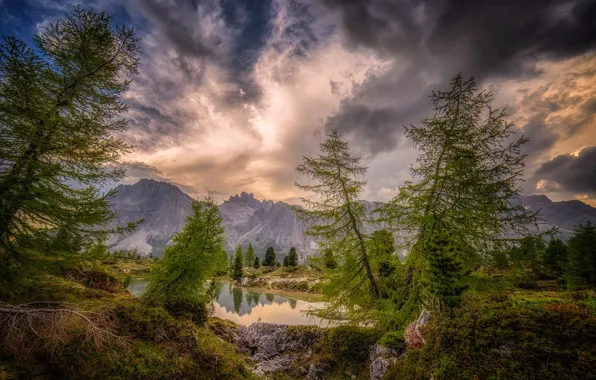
384;292;596;380
294;129;380;321
253;256;261;269
382;74;538;318
245;242;255;267
232;245;244;281
378;331;405;351
287;246;299;267
322;247;338;269
143;196;224;321
0;6;141;268
508;235;546;271
543;238;568;277
425;227;469;310
566;222;596;288
263;246;276;266
320;325;382;363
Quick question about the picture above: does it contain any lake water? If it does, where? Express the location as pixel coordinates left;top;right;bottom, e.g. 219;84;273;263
127;279;330;326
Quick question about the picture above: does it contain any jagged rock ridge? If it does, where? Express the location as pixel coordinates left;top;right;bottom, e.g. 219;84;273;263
107;179;596;256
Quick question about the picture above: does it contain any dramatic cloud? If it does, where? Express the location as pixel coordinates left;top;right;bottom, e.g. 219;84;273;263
534;146;596;196
2;0;595;204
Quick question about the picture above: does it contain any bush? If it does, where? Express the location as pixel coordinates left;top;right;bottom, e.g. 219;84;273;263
384;292;596;380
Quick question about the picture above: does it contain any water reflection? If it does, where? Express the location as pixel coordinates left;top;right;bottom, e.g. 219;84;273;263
212;281;328;326
127;279;330;326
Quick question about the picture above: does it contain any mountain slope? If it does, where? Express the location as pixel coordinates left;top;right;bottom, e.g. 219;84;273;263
107;180;596;256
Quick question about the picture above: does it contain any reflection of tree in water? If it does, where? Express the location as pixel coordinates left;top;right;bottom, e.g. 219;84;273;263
265;293;274;303
232;287;244;314
249;292;260;308
212;281;224;300
288;299;297;309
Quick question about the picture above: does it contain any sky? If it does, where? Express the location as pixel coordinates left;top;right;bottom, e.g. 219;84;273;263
2;0;596;205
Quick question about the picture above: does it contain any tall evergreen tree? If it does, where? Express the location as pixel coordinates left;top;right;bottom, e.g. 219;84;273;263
144;196;223;318
543;238;568;277
0;7;140;263
383;74;538;313
283;255;289;267
295;130;380;306
565;222;596;288
322;247;338;269
425;226;469;310
253;256;261;269
287;247;299;267
263;246;276;267
232;245;244;281
245;243;255;267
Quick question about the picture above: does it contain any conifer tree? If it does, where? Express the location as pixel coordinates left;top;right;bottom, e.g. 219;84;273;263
245;243;255;267
287;247;299;267
253;256;261;269
295;130;380;304
144;196;223;318
383;74;538;313
543;238;568;277
322;248;338;269
283;255;289;267
565;222;596;288
0;7;140;264
425;226;469;310
263;246;276;267
233;245;244;281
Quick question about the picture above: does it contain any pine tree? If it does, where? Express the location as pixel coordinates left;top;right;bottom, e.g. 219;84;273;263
425;226;469;310
253;256;261;269
287;247;299;267
565;222;596;288
214;247;228;276
543;238;568;277
233;245;244;281
509;235;546;271
369;230;396;278
263;246;276;267
283;255;289;267
322;248;338;269
0;7;140;265
383;74;539;313
245;243;255;267
144;196;223;320
294;130;380;306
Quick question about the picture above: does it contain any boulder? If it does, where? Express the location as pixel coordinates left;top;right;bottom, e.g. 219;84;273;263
369;344;403;380
404;310;431;349
235;323;324;376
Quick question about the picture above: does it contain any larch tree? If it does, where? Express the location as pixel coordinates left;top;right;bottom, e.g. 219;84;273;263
0;7;140;266
144;196;224;321
565;222;596;288
383;74;539;314
294;129;380;317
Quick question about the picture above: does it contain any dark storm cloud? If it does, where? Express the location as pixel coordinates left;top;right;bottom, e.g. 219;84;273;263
136;0;216;59
326;105;406;155
534;146;596;194
321;0;596;157
519;115;559;160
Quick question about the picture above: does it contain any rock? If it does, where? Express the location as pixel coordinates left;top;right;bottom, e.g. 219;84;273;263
254;354;295;376
369;344;403;380
404;310;431;349
235;322;324;376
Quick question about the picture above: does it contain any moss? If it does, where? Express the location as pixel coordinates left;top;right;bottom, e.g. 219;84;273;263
1;270;255;380
378;330;405;351
384;291;596;380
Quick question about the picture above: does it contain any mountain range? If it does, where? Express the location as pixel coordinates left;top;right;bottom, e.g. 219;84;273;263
106;179;596;257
